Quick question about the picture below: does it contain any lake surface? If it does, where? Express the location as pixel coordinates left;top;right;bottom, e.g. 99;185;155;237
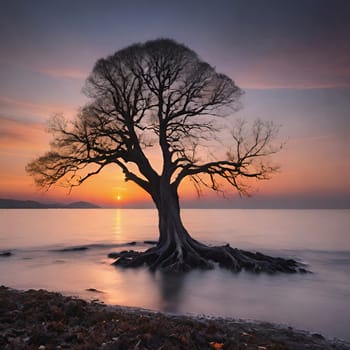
0;209;349;340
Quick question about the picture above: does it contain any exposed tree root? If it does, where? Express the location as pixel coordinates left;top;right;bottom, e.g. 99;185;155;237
110;241;308;274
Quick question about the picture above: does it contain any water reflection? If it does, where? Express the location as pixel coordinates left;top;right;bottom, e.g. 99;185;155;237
155;272;187;313
113;209;122;237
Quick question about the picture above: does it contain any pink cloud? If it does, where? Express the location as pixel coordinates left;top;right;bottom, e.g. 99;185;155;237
37;67;88;79
0;96;79;119
230;44;350;90
0;116;47;149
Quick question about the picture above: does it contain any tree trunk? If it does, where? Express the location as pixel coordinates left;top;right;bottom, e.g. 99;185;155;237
149;185;214;272
112;185;308;274
157;185;191;247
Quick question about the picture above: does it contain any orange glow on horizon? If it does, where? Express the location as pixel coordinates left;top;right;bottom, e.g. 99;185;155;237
1;103;349;206
1;142;349;207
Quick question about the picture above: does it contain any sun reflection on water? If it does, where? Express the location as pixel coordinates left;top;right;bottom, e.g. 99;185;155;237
113;209;122;238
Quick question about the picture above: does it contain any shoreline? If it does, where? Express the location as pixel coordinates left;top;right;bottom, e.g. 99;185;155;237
1;286;349;349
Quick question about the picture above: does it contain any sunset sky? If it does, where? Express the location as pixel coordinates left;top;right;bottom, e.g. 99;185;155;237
0;0;349;208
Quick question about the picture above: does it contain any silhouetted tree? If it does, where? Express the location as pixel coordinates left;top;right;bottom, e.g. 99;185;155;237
27;39;305;273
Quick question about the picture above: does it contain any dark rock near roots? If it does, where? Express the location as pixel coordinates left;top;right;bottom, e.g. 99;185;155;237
85;288;104;293
144;240;158;245
57;246;89;252
0;251;12;257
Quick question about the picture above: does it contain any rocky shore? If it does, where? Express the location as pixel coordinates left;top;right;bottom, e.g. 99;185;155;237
0;286;349;350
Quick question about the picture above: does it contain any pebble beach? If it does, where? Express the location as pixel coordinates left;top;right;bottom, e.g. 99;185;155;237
1;286;349;350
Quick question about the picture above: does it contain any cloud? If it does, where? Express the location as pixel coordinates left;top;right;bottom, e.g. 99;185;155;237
0;95;78;120
0;114;50;159
37;67;88;80
232;50;350;90
239;81;350;91
0;115;45;144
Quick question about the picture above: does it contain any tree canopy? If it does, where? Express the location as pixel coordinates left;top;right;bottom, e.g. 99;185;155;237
27;38;279;198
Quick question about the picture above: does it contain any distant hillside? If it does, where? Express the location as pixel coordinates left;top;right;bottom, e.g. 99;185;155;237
0;198;100;209
65;201;100;209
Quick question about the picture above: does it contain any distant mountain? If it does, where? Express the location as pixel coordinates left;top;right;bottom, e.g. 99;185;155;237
65;201;100;209
0;198;100;209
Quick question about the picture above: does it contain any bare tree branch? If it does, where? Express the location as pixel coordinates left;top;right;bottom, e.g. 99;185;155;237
172;119;281;194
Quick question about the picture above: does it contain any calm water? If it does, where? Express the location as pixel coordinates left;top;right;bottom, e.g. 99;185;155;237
0;209;349;340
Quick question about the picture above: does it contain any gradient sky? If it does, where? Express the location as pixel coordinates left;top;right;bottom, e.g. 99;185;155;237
0;0;349;208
